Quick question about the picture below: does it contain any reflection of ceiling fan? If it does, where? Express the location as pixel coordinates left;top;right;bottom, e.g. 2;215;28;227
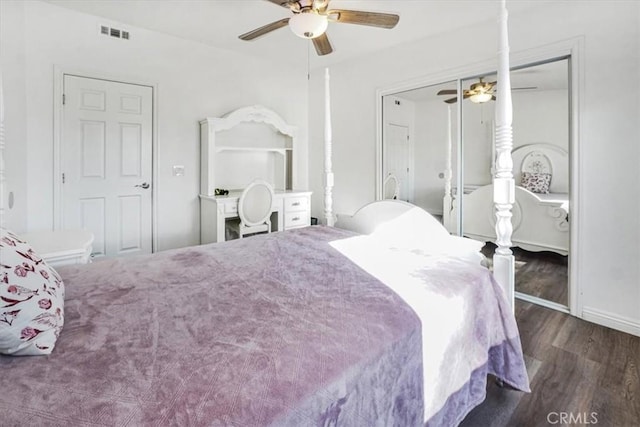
437;78;497;104
239;0;400;56
437;77;538;104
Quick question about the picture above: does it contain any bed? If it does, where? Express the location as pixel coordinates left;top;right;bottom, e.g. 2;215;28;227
443;143;569;255
1;218;529;426
1;1;528;425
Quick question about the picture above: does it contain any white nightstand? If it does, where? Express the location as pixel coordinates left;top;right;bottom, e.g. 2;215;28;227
21;230;94;268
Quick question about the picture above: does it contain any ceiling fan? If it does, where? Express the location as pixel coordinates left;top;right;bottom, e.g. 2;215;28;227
239;0;400;56
437;78;538;104
437;78;497;104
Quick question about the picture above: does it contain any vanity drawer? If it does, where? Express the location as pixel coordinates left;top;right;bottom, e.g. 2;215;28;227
285;212;310;229
284;196;309;212
223;202;238;214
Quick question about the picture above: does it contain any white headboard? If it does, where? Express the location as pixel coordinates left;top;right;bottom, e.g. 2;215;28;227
512;143;568;193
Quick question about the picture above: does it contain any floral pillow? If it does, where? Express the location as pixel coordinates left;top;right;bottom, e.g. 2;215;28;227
0;228;65;355
521;172;552;194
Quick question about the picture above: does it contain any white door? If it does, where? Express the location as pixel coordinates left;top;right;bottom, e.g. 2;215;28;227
385;123;411;202
62;75;153;258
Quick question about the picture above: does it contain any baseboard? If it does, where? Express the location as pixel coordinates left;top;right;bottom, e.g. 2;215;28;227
582;306;640;337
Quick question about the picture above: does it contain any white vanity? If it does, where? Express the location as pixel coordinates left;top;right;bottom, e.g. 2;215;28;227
199;105;311;243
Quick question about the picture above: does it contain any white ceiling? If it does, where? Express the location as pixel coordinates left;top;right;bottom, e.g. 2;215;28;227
45;0;543;69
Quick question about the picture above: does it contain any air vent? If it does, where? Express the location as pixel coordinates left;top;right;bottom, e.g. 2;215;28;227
100;25;130;40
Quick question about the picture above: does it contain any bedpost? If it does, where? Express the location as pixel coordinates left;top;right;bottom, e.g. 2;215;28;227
443;105;453;232
324;68;335;227
493;0;516;310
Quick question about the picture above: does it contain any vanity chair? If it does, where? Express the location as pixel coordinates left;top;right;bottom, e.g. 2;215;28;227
228;179;275;239
383;174;399;200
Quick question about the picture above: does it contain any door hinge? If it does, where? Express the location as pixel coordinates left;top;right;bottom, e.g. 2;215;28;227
62;94;66;105
62;173;65;184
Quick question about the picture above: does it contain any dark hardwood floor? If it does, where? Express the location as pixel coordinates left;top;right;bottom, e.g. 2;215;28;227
433;217;636;425
461;300;640;426
464;239;637;426
481;242;569;306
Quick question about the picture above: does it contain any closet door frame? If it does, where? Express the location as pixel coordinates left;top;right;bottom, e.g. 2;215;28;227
375;37;583;317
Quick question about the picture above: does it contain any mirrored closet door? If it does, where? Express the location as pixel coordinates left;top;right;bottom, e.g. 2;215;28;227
381;80;458;222
381;57;571;310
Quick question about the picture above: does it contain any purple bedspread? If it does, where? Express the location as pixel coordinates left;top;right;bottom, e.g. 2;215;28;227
1;226;528;426
1;227;424;426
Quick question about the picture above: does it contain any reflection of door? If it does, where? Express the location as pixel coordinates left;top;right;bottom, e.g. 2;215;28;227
385;123;410;202
62;75;153;258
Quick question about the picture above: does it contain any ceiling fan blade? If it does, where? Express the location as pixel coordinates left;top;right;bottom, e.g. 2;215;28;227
312;33;333;56
313;0;330;12
239;18;290;41
444;97;458;104
328;9;400;29
266;0;296;9
495;86;538;91
437;89;458;95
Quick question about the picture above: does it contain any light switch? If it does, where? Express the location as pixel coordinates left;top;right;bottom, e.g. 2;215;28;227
173;165;185;176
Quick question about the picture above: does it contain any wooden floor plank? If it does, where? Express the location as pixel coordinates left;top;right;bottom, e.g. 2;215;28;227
482;243;568;306
513;301;567;362
510;346;604;426
462;301;640;426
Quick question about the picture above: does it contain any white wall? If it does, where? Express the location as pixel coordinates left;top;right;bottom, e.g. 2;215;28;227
0;0;28;232
411;99;450;215
1;0;309;250
461;100;495;186
309;1;640;334
514;89;569;151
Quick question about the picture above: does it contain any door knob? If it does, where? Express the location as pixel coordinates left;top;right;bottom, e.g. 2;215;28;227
135;182;150;189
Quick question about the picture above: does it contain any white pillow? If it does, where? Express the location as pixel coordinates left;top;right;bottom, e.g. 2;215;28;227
0;228;65;355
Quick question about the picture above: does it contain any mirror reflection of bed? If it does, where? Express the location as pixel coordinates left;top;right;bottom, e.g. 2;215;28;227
381;58;570;309
452;142;569;306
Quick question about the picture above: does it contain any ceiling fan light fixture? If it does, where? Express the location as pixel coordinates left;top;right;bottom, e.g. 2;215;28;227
470;92;492;104
289;12;328;39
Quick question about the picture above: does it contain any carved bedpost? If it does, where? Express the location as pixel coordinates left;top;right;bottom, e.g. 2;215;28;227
493;0;516;310
443;105;453;231
324;68;335;227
